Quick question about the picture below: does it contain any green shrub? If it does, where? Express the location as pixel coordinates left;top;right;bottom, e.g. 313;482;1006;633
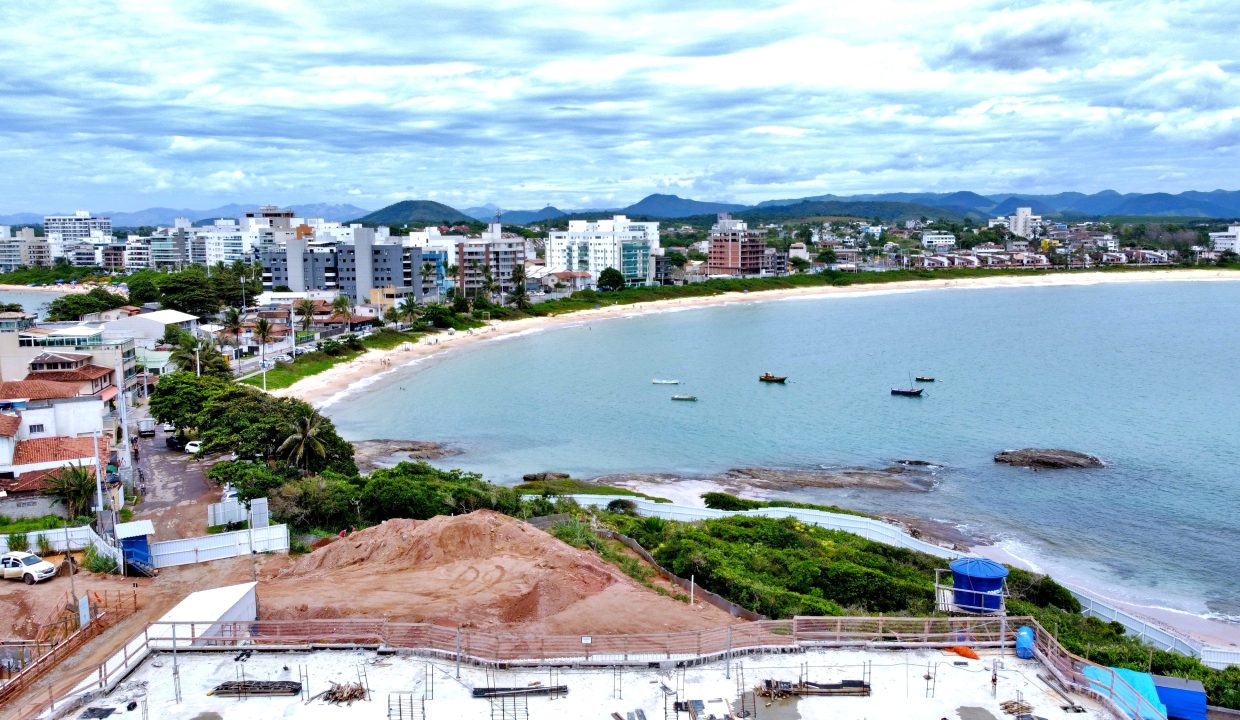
6;532;29;553
606;499;638;515
289;537;311;555
35;533;53;556
119;508;134;523
83;544;119;574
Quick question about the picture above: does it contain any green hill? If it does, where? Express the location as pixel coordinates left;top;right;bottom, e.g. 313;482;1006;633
353;200;473;225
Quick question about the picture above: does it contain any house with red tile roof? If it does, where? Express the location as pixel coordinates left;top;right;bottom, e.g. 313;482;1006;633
0;429;109;519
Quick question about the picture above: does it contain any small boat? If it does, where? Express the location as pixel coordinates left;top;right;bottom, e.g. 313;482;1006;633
652;379;680;385
890;388;924;397
759;373;787;384
915;376;935;383
671;394;698;402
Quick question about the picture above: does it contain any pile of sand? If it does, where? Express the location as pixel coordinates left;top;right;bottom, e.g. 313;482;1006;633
259;510;733;635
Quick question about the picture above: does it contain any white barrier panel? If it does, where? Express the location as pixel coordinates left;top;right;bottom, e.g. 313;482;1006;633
0;525;122;565
207;497;270;528
150;524;289;568
553;494;1237;669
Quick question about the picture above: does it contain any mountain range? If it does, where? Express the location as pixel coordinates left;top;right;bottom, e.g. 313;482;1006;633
4;189;1239;230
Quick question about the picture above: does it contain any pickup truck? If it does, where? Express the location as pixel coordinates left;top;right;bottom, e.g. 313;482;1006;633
137;418;156;437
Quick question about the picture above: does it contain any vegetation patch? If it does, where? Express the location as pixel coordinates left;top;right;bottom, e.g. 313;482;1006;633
700;491;870;517
516;477;670;502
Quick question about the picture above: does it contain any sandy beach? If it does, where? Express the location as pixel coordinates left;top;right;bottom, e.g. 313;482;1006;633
275;268;1240;408
0;283;93;294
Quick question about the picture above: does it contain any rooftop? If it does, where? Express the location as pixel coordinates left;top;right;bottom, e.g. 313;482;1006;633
0;379;81;401
75;645;1110;720
12;435;105;467
132;309;198;324
26;365;113;382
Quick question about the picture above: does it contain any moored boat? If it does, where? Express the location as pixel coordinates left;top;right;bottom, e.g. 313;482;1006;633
652;379;680;385
891;388;924;397
759;373;787;383
671;394;698;401
915;376;935;383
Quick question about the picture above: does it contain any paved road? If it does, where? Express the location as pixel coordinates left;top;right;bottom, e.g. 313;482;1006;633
127;404;219;541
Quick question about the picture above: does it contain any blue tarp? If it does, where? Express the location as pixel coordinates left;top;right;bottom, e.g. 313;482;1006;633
1083;666;1167;720
1152;675;1207;720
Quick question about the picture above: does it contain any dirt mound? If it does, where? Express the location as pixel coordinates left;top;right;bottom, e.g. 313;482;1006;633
260;510;734;635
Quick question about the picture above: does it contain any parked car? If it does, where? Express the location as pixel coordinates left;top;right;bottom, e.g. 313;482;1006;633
161;422;175;432
1;551;57;585
165;435;186;450
275;354;293;362
184;440;203;454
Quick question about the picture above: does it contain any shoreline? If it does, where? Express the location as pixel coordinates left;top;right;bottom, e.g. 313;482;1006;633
0;283;92;295
277;268;1240;408
285;267;1240;650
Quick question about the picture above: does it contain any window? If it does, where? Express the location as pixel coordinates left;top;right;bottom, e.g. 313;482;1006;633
28;423;44;434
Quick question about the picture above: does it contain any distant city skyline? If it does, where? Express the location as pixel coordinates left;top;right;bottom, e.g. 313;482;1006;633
0;1;1236;214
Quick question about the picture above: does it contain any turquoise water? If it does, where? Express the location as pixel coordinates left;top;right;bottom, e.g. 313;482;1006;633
331;281;1240;619
0;288;71;317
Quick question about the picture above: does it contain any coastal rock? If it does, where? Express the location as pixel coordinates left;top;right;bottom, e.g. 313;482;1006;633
994;448;1103;470
352;439;459;473
724;466;936;492
522;471;571;482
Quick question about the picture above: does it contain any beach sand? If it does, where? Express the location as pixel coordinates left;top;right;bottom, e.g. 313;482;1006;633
275;267;1240;648
276;268;1240;408
0;283;93;294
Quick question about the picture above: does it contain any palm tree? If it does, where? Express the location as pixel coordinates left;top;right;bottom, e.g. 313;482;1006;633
398;296;421;327
330;294;353;329
42;463;96;519
509;265;530;310
383;307;401;328
170;335;229;377
293;298;316;332
278;415;326;475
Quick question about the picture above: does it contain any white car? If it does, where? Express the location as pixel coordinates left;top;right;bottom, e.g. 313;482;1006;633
161;422;175;432
184;440;203;454
1;551;57;585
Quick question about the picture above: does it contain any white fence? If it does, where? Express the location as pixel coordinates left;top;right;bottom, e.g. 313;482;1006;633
149;524;289;568
559;494;1238;669
0;524;123;566
207;497;270;528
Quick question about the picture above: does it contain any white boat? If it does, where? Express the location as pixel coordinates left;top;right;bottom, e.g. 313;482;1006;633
671;394;697;401
652;378;680;385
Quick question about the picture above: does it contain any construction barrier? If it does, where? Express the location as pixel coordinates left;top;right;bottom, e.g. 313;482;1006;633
149;524;288;568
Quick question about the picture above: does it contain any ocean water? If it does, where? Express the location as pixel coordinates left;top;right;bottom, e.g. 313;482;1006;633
325;280;1240;621
0;288;72;317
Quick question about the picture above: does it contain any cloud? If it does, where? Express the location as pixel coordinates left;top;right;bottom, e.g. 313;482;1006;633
0;0;1235;212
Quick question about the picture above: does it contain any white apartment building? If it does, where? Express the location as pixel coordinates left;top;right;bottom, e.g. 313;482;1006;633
43;211;112;243
1208;225;1240;254
456;224;526;297
403;226;458;266
545;215;660;286
1008;207;1041;238
124;237;152;270
921;232;957;250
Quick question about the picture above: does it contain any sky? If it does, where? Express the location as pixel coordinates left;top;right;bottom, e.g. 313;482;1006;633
0;0;1237;213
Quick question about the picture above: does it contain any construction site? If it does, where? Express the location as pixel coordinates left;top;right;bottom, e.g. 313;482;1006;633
0;511;1179;720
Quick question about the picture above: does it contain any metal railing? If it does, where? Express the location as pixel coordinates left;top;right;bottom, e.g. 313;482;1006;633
559;494;1238;669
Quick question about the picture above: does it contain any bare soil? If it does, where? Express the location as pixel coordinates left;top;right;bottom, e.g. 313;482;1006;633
259;510;734;634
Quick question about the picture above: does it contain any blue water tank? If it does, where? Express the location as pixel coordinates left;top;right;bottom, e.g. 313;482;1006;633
949;557;1009;613
1015;626;1035;659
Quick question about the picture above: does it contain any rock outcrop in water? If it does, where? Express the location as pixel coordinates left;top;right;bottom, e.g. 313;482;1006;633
994;448;1104;469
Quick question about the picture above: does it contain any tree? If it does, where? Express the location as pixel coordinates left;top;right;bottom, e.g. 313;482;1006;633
597;267;626;291
508;264;530;310
398;296;421;327
293;298;317;332
170;334;231;378
46;287;127;321
816;248;838;264
221;307;242;345
665;251;688;269
383;307;400;327
255;317;274;370
451;290;470;315
155;267;220;318
421;303;453;328
278;415;328;475
126;276;160;305
789;256;812;273
0;303;22;312
42;463;97;519
330;294;353;325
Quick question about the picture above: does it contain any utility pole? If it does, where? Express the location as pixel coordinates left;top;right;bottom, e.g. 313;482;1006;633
92;429;106;532
113;359;134;491
194;344;200;377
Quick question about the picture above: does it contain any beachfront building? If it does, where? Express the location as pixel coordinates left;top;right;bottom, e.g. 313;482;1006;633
706;213;766;276
260;231;424;304
455;223;526;299
921;232;957;250
43;211;112;244
545;215;660;287
1208;225;1240;254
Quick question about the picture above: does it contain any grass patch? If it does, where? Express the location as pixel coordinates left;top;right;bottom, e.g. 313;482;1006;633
361;328;423;350
549;518;687;602
0;515;67;534
241;348;364;390
207;520;249;534
516;477;670;502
